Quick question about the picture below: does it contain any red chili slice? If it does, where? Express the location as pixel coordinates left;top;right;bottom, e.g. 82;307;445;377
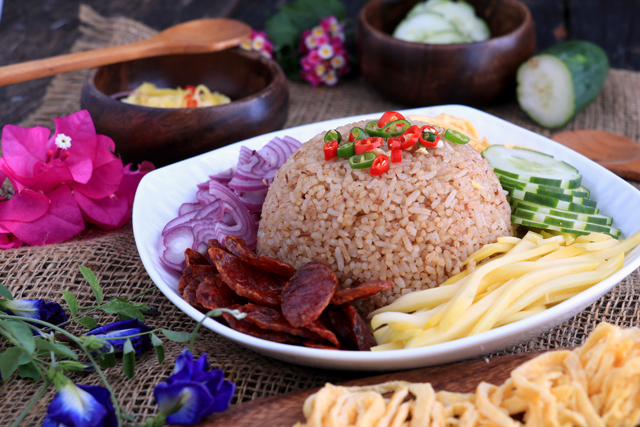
209;247;285;307
390;150;402;163
323;140;339;161
377;111;406;128
418;125;441;148
282;261;338;327
354;137;383;155
398;125;421;150
370;154;389;176
330;280;393;305
224;235;296;277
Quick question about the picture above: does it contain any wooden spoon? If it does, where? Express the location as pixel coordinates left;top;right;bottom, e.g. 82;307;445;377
552;129;640;181
0;18;251;86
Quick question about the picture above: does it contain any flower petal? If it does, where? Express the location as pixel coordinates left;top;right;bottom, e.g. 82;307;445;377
73;190;129;230
117;161;155;210
156;381;215;425
4;185;85;246
0;298;43;319
0;189;50;222
41;301;68;326
1;124;50;179
0;232;22;248
50;110;98;184
44;383;109;427
85;319;152;353
72;134;123;199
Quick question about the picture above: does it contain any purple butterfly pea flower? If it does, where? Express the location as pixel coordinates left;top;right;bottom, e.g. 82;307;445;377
42;383;117;427
84;318;152;354
0;298;68;333
154;349;234;425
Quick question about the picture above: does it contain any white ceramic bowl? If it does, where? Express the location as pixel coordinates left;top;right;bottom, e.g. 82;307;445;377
133;105;640;370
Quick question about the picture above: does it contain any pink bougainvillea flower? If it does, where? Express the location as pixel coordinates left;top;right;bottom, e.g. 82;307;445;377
4;185;85;246
0;110;154;247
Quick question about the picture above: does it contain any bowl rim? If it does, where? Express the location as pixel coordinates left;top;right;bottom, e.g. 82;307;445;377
358;0;534;48
82;48;287;114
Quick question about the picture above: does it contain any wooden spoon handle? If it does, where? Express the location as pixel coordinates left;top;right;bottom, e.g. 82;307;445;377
0;38;167;86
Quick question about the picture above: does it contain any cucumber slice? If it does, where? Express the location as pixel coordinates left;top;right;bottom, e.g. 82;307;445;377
482;145;582;189
430;1;490;42
502;185;597;208
422;30;469;44
511;200;612;226
511;215;621;238
498;176;590;198
506;188;598;213
393;12;454;42
406;0;449;18
516;40;609;128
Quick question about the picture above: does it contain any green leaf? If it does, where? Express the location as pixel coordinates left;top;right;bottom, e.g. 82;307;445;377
18;361;41;381
97;348;116;369
76;316;98;329
79;265;103;305
1;320;36;355
62;291;79;318
0;283;13;301
0;347;22;379
58;360;93;373
35;338;78;360
265;0;346;49
161;329;194;343
122;339;135;378
151;333;165;364
101;300;145;322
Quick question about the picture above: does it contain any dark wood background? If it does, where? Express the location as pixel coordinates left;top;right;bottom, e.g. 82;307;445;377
1;0;639;129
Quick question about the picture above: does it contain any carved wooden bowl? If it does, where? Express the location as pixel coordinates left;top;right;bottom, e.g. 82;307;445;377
81;48;289;167
357;0;535;106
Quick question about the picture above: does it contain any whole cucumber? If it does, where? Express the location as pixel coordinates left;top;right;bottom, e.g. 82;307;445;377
516;40;609;129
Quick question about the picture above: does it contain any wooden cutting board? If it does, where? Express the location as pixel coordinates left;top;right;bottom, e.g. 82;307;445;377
196;351;545;427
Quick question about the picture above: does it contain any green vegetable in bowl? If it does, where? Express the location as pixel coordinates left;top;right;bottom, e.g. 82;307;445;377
516;40;609;129
393;0;490;44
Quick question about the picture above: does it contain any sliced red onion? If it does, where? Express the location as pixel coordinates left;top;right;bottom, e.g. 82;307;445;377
178;202;201;216
210;168;235;185
161;225;195;271
159;135;302;272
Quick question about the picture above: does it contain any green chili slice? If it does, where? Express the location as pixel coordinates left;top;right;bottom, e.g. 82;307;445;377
444;129;470;144
365;119;411;138
337;141;356;158
348;151;376;169
324;129;342;144
348;127;368;142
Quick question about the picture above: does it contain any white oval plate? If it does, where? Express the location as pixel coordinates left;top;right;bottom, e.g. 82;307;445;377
132;105;640;371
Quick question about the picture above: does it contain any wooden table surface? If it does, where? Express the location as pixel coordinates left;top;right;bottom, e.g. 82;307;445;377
1;0;639;130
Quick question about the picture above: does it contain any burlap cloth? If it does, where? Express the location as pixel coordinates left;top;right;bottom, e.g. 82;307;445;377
2;5;639;425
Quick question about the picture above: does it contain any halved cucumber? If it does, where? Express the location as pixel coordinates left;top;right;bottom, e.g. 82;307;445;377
483;145;582;189
511;200;612;226
506;189;598;214
498;175;590;198
516;40;609;129
423;30;470;44
511;215;621;238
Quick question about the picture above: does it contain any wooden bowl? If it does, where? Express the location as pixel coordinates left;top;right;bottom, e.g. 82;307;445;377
81;48;289;167
357;0;535;106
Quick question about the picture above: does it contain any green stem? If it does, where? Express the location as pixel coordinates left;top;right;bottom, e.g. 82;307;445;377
11;380;51;427
0;314;123;425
